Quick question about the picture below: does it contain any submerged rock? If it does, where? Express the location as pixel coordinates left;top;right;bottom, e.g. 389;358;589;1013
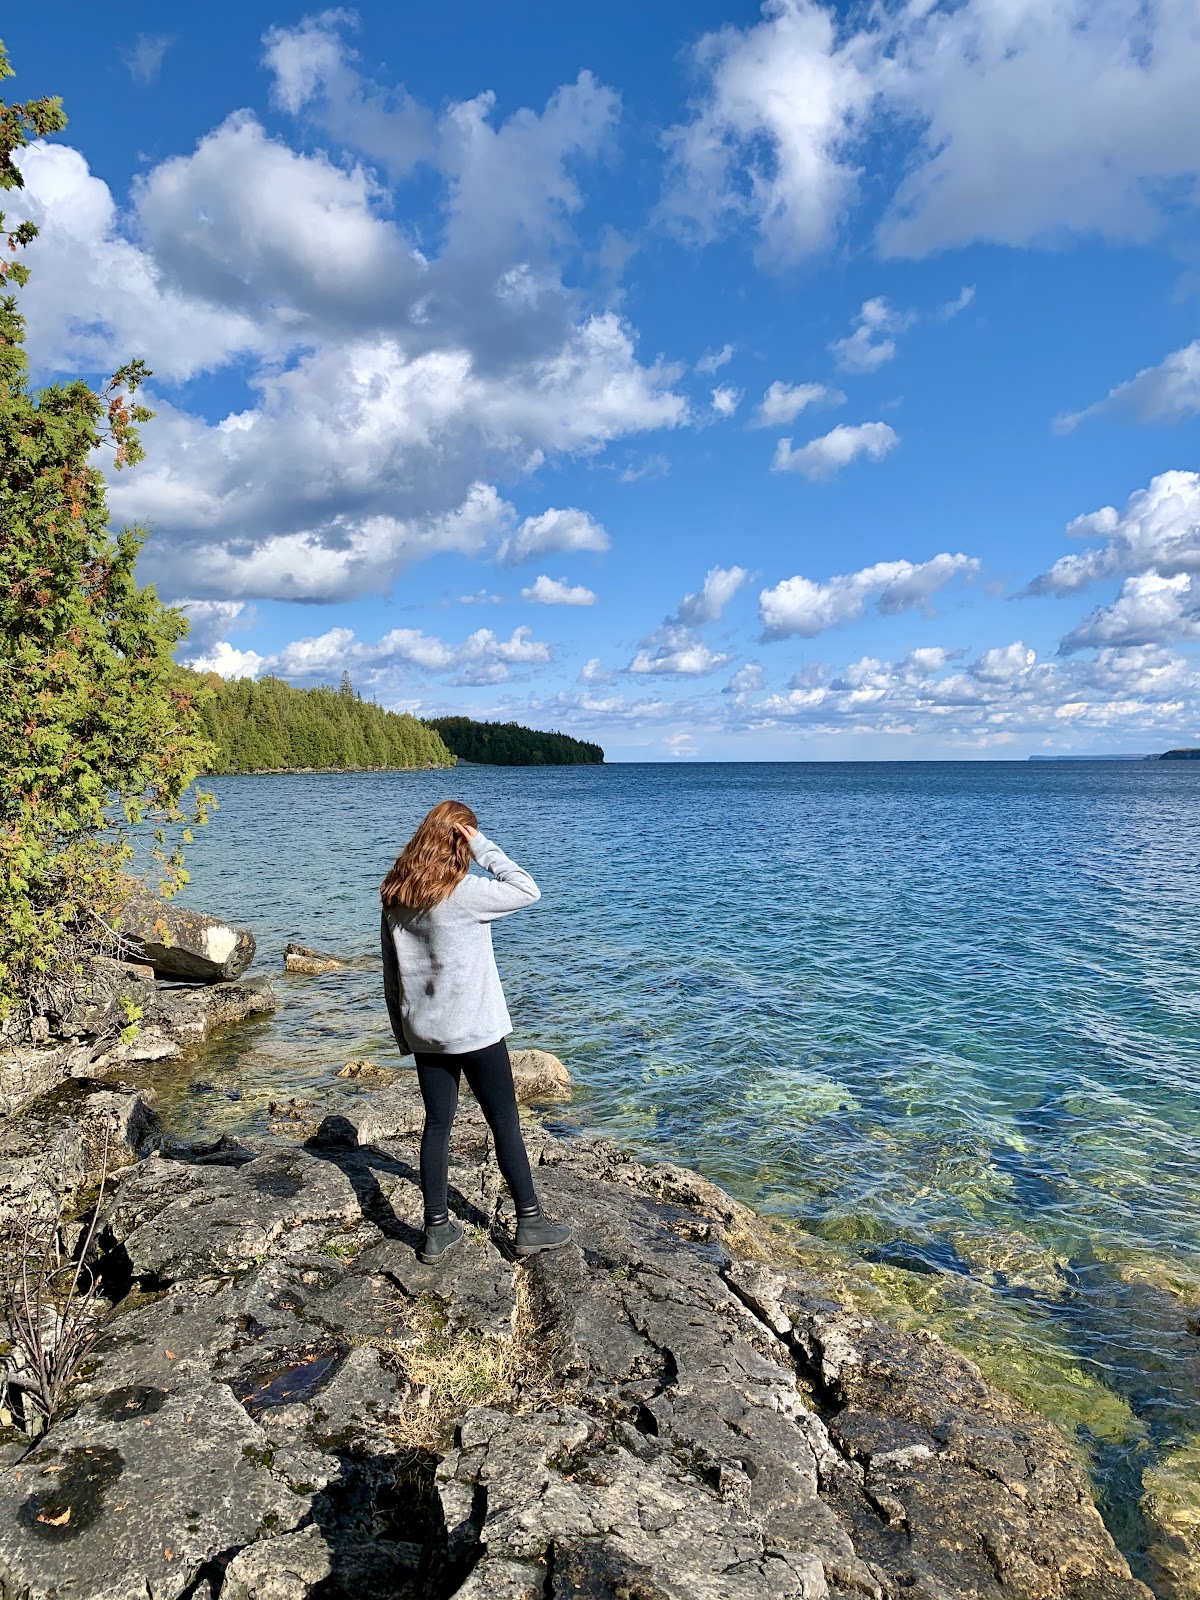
1142;1436;1200;1599
284;943;348;975
336;1059;398;1084
0;1085;1154;1600
113;882;256;983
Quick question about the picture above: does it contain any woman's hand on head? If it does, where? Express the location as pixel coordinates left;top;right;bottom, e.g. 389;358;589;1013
454;822;478;843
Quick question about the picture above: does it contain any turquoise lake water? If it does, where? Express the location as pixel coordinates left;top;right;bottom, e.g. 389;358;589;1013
140;761;1200;1579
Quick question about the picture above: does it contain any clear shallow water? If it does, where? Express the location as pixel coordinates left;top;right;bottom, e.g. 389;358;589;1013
136;763;1200;1581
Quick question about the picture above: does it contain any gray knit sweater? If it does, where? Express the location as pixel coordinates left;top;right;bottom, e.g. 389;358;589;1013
380;832;541;1056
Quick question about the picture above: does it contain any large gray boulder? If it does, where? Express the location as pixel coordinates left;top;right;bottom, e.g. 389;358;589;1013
113;881;256;983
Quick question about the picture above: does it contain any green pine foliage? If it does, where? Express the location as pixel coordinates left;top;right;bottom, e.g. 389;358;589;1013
190;677;604;771
425;717;604;766
193;674;455;773
0;45;213;1023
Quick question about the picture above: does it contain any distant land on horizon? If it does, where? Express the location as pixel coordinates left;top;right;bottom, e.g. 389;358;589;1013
1029;750;1199;761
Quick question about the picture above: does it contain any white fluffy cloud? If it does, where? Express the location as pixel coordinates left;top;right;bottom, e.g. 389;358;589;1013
1060;573;1200;652
16;143;270;383
1027;472;1200;596
261;10;433;173
188;641;268;678
695;343;735;374
103;312;659;597
665;0;1200;263
520;575;597;606
174;599;250;656
830;297;911;373
675;565;749;626
506;634;1200;749
185;620;552;690
725;661;765;695
17;21;686;605
497;507;610;567
628;636;734;676
662;0;873;263
1059;340;1200;431
759;552;980;639
711;385;741;418
753;381;843;427
772;421;898;479
750;639;1199;742
626;564;748;675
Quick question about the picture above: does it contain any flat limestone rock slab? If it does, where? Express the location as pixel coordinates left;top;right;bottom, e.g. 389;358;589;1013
0;1378;305;1600
10;1099;1152;1600
86;976;278;1070
77;1270;319;1401
0;1043;78;1119
438;1406;829;1600
102;1147;362;1284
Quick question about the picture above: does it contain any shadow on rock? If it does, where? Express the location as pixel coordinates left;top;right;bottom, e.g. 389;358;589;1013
305;1119;491;1246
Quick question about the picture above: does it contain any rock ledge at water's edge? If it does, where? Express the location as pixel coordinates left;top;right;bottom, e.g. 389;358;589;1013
0;1063;1156;1600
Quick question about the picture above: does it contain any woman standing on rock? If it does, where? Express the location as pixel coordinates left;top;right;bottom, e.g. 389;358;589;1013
380;799;571;1265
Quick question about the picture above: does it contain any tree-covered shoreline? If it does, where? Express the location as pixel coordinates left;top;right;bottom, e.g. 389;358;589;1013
193;673;454;774
192;674;605;771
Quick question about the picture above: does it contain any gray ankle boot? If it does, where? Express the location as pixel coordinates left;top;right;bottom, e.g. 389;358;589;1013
514;1212;572;1256
418;1217;463;1264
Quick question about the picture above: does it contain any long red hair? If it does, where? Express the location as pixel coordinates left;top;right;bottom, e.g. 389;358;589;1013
381;799;478;912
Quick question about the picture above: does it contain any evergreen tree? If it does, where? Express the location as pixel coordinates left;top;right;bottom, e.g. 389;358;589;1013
0;46;212;1023
192;674;455;772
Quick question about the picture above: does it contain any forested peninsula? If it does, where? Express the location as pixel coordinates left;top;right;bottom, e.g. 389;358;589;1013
191;673;604;771
426;715;604;766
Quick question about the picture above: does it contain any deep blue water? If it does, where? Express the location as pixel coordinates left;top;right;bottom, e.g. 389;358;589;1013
138;762;1200;1575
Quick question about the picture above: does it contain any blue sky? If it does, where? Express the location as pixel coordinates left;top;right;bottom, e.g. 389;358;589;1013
7;1;1200;758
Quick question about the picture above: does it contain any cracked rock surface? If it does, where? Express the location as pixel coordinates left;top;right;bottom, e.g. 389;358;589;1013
0;1076;1152;1600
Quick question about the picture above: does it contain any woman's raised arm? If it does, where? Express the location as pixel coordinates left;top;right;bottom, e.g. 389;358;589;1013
464;831;541;921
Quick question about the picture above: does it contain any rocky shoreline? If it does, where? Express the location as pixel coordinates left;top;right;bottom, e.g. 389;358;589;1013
0;896;1185;1599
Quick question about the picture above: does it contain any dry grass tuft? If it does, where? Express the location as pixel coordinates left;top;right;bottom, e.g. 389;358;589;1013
383;1269;580;1455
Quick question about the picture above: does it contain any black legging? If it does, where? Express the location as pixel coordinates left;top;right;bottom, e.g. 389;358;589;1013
414;1038;538;1224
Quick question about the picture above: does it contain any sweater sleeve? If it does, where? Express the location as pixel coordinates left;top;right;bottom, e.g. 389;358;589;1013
379;906;412;1055
465;832;542;921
